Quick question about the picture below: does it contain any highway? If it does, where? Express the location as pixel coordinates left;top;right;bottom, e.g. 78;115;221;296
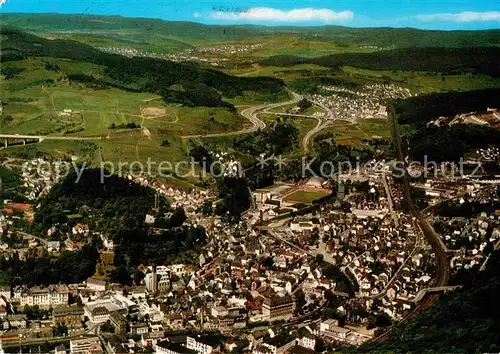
181;91;302;139
302;118;331;154
180;90;335;149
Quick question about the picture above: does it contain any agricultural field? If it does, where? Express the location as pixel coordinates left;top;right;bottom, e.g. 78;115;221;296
1;59;244;137
265;102;323;117
320;119;391;147
227;61;500;96
282;189;330;204
342;66;500;94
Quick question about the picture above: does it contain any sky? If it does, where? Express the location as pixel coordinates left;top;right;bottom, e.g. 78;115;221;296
0;0;499;30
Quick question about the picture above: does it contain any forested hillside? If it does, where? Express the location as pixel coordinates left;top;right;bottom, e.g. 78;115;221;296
0;28;285;107
366;251;500;353
29;169;206;286
393;88;500;162
262;47;500;77
1;13;500;48
395;88;500;126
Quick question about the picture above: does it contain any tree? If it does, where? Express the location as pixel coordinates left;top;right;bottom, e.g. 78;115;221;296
133;269;145;286
52;323;68;337
298;98;312;112
100;320;115;333
315;338;326;352
200;201;213;216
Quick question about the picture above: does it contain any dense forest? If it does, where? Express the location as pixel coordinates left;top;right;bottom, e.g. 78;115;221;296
262;47;500;77
365;250;500;353
0;28;285;108
0;166;24;204
0;244;99;287
274;132;375;182
395;88;500;127
409;124;500;162
30;169;206;286
233;121;300;156
392;88;500;162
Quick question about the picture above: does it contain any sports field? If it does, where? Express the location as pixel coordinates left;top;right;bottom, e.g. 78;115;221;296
283;189;330;204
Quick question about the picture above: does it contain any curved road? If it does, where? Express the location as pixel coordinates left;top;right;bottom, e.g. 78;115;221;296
303;118;329;154
181;91;303;139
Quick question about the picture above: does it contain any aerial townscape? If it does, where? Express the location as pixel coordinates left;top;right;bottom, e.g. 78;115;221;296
0;2;499;354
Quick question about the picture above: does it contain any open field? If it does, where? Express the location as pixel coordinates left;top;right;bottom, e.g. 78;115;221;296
1;59;246;139
317;119;391;147
282;189;329;204
342;66;500;94
227;62;500;96
265;102;323;116
220;35;375;59
224;64;332;81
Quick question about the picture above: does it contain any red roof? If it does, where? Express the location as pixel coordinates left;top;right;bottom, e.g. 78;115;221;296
5;203;32;211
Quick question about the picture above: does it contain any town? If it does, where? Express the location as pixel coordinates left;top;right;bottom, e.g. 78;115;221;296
0;152;498;354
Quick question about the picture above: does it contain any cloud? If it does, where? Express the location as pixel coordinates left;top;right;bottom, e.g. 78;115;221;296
193;12;201;18
416;11;500;22
0;0;7;8
209;7;354;23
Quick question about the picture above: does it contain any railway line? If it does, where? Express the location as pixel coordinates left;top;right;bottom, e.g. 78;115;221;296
369;106;450;345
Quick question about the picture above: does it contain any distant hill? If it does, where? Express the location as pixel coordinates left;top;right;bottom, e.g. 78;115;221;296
365;250;500;353
1;13;500;48
0;28;284;107
261;47;500;77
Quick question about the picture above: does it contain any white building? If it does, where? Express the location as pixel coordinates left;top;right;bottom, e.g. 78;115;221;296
20;285;69;307
186;336;217;354
70;335;101;354
87;278;107;292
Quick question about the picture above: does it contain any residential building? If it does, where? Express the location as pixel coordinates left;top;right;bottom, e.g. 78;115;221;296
262;295;295;321
187;335;220;354
20;285;69;307
156;341;197;354
53;305;84;328
260;333;297;354
87;278;106;292
70;335;102;354
6;314;27;329
109;311;127;334
90;306;109;323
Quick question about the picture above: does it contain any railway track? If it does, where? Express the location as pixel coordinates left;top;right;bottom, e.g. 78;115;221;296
369;106;450;345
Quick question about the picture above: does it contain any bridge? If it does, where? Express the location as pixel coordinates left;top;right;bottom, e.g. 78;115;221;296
273;112;324;119
413;286;460;303
0;134;102;148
